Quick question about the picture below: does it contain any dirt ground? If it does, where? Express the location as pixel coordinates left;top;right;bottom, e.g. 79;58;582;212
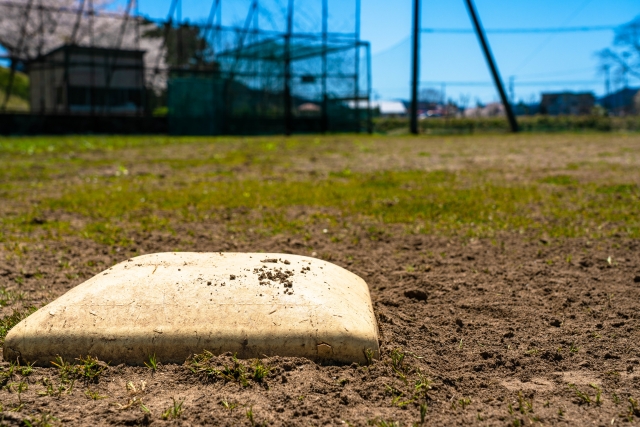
0;133;639;426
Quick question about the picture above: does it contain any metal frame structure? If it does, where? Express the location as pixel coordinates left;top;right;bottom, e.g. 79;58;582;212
0;0;372;135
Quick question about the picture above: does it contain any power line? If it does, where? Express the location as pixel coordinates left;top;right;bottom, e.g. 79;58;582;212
420;79;604;87
422;24;617;34
512;0;595;73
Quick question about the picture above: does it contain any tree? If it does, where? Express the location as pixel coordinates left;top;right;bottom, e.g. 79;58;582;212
419;88;443;104
598;15;640;88
0;0;167;92
144;23;213;69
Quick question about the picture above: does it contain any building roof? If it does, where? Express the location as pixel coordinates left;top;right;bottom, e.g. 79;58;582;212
541;91;595;98
30;44;146;62
348;100;406;114
598;87;639;107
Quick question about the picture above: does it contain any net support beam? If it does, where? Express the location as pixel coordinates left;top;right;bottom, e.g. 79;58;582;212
464;0;518;133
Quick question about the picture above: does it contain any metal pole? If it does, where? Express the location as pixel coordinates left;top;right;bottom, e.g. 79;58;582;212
135;0;143;117
177;0;183;67
366;42;372;134
410;0;420;135
89;0;95;117
509;76;515;104
284;0;293;135
464;0;518;133
354;0;361;132
321;0;328;133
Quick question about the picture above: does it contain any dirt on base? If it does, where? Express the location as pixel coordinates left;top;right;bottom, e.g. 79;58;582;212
1;224;639;426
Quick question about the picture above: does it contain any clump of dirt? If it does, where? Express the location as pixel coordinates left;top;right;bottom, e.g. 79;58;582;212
0;223;639;426
254;260;295;294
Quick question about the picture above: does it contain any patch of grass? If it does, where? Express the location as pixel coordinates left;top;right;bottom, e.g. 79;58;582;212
0;287;24;307
389;348;410;383
589;384;602;405
596;184;638;194
246;406;255;426
144;353;159;372
364;348;375;365
419;402;428;424
414;373;432;397
188;352;271;387
458;397;472;409
0;306;37;345
85;389;107;400
390;348;406;372
187;350;221;378
37;377;69;397
22;412;59;427
568;383;591;404
391;394;413;407
517;392;533;415
0;67;30;101
50;357;77;392
539;175;578;186
75;355;108;382
627;397;639;421
3;135;640;243
220;398;238;412
18;361;34;377
0;362;16;387
251;359;270;383
221;354;249;387
368;418;400;427
161;398;184;420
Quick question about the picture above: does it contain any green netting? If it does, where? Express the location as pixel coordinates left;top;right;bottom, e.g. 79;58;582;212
167;29;370;136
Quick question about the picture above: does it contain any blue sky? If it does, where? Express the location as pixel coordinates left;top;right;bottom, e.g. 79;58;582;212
119;0;640;103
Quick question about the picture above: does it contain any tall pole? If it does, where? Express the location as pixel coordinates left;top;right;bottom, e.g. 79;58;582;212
89;0;95;117
509;76;515;103
354;0;361;132
366;43;372;133
284;0;293;135
464;0;518;133
321;0;328;133
410;0;420;135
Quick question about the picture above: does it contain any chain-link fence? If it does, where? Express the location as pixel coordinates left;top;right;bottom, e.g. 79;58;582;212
0;0;371;135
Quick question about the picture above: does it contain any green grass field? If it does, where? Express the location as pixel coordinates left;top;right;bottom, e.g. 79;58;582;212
1;132;639;250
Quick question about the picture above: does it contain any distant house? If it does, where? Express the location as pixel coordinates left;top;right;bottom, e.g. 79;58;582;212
28;44;145;115
539;92;595;116
348;100;407;117
374;100;407;117
513;102;540;116
599;87;639;115
463;102;504;118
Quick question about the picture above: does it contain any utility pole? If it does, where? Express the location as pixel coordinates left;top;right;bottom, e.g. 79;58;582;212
604;65;610;96
509;76;515;104
410;0;420;135
464;0;518;133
